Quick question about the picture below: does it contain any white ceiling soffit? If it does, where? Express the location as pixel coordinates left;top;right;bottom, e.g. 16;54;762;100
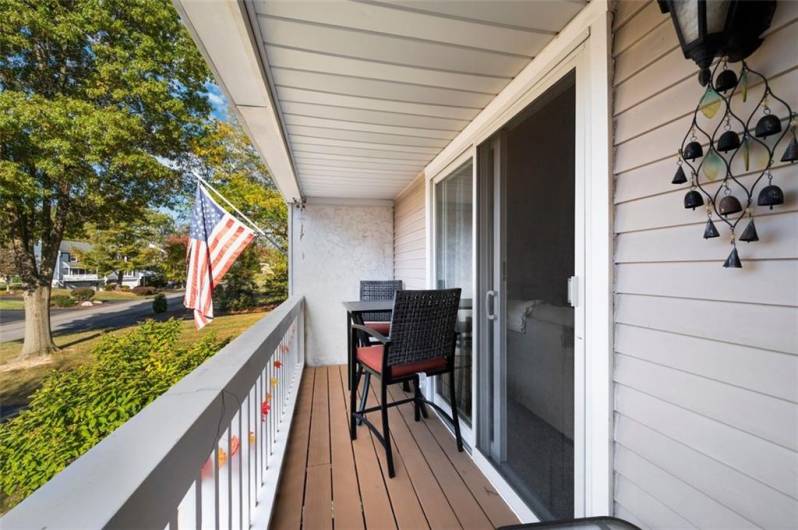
173;0;302;203
177;0;585;201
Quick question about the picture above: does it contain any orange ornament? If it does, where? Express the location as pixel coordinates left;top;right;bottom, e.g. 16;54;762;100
217;447;227;467
201;457;213;478
230;435;240;456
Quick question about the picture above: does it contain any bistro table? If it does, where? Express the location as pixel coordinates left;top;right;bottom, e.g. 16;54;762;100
342;299;394;390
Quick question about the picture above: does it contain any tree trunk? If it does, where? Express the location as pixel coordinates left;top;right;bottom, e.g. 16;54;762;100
117;270;124;287
20;285;56;358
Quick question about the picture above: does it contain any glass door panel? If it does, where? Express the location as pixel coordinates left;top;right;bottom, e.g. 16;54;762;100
478;72;576;520
434;161;473;425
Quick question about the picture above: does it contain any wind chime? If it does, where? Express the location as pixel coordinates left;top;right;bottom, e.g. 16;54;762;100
657;0;796;268
674;60;796;268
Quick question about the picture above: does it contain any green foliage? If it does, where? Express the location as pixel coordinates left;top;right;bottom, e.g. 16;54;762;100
50;295;75;308
70;288;95;302
103;283;118;291
159;234;188;285
152;293;167;314
0;320;225;507
132;286;156;296
213;247;260;312
262;252;288;306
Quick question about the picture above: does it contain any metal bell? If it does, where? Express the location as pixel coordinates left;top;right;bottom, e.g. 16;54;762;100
781;134;798;163
672;165;687;184
739;218;759;242
757;184;784;209
703;218;719;239
719;195;743;216
723;247;742;268
684;189;704;210
683;141;703;160
715;69;738;93
755;114;782;138
717;130;740;152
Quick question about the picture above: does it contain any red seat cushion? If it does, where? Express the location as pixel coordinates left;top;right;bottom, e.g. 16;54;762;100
363;321;390;335
356;345;447;377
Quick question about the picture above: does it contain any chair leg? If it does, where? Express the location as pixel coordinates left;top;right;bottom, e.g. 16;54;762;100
350;365;362;440
413;375;428;420
357;372;371;425
448;369;463;452
380;379;396;478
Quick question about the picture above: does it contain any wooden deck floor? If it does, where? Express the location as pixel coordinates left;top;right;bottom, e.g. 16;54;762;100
270;365;519;530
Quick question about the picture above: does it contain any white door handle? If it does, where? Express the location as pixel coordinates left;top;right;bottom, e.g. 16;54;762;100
485;290;497;320
567;276;578;308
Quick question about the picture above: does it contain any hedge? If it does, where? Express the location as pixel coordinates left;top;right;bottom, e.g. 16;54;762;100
0;320;225;508
70;288;95;302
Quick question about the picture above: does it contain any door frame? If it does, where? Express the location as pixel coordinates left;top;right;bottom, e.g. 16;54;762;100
426;147;479;450
422;1;612;522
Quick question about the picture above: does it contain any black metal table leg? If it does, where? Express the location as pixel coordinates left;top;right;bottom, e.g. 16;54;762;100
346;310;352;390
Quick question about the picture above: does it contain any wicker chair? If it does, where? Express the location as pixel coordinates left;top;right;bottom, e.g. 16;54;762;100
350;288;463;478
359;280;403;335
355;280;404;410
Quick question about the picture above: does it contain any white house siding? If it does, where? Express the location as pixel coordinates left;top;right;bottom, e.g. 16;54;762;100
291;202;394;366
611;1;798;528
394;176;427;289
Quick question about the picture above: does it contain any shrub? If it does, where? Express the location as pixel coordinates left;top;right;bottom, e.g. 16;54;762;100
152;293;167;314
147;274;167;288
50;295;76;308
0;320;225;508
70;287;95;301
103;283;118;291
131;286;156;296
119;285;131;291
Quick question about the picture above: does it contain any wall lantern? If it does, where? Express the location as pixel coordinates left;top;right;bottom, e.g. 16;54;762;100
661;0;797;268
657;0;777;86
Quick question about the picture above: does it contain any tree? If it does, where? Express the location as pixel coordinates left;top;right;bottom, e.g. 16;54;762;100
0;0;212;357
193;121;288;253
0;245;16;289
160;233;189;287
76;212;172;286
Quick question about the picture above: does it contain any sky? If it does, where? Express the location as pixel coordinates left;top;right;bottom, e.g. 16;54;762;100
205;82;230;121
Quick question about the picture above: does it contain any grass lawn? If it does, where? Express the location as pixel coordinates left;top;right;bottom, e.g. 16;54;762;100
0;299;24;310
0;310;268;407
0;288;166;311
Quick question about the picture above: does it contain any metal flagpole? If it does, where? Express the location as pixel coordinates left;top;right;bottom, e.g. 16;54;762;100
193;172;286;254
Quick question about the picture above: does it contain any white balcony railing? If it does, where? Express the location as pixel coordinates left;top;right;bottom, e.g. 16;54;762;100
2;296;305;529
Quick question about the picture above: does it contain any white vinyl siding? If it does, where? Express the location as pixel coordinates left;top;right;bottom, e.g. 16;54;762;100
611;2;798;528
394;177;427;289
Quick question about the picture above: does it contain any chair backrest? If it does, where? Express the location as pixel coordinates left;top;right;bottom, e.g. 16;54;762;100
387;289;461;367
359;280;402;322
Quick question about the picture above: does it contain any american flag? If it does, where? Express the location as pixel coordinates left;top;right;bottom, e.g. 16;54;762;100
184;184;255;329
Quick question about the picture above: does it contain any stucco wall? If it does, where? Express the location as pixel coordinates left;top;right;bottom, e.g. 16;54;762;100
291;201;394;366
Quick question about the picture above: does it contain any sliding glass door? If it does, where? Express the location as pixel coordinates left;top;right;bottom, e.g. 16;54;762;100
477;71;578;520
433;160;473;426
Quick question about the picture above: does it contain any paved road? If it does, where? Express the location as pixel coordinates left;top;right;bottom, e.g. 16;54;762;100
0;293;186;342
